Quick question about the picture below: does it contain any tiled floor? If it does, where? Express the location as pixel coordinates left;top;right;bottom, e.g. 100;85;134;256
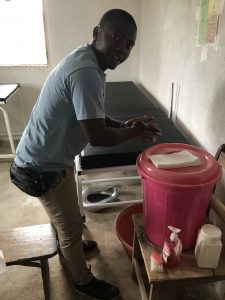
0;141;225;300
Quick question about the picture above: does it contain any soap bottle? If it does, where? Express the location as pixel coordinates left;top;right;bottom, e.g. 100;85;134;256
162;226;182;268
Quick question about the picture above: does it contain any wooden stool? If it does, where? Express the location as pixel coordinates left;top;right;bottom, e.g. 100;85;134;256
0;223;57;299
132;214;225;300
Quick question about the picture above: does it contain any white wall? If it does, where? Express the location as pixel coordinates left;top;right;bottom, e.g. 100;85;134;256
139;0;225;156
0;0;141;138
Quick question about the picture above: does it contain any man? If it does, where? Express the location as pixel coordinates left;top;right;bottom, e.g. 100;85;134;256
10;9;161;300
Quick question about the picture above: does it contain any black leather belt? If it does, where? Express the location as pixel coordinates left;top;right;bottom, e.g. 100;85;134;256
10;163;68;197
14;164;67;180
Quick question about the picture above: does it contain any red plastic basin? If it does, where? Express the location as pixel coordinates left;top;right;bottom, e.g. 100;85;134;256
116;203;143;259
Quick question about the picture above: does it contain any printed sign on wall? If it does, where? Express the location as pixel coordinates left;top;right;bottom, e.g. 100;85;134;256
198;0;220;46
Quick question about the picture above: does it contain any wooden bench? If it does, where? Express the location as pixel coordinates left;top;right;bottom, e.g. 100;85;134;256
132;144;225;300
0;223;57;299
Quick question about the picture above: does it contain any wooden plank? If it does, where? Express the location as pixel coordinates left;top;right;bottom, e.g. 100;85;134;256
218;149;225;168
0;224;57;263
149;283;161;300
210;194;225;223
133;258;148;300
213;246;225;278
132;229;143;279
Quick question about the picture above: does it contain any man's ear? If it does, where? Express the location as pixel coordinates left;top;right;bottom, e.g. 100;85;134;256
93;25;100;41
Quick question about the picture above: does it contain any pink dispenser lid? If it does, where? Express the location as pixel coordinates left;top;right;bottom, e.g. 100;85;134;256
137;143;222;186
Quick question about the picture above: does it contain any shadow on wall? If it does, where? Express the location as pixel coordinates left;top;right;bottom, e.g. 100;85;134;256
205;81;225;154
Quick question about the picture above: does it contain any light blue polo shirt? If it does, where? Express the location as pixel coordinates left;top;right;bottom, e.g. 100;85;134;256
15;44;106;171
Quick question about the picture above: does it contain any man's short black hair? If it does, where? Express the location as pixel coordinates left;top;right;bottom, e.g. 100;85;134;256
99;9;137;30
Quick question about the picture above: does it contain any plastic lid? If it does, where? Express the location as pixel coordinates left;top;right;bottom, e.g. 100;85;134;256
200;224;222;241
136;143;222;186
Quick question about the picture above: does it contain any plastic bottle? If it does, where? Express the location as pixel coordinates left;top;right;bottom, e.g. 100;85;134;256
162;226;182;268
195;224;222;269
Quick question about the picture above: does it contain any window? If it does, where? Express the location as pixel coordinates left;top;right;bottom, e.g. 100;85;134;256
0;0;48;66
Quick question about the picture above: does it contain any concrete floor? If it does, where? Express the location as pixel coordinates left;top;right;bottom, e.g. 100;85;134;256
0;141;225;300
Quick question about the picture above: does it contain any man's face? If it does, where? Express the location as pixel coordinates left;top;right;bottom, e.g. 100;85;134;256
93;18;136;71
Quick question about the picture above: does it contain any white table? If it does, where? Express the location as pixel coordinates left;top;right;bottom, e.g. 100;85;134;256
0;83;20;159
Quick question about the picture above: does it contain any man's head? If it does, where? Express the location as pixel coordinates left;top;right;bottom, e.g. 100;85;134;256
91;9;137;71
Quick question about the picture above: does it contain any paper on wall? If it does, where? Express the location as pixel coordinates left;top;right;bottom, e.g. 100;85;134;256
197;0;220;46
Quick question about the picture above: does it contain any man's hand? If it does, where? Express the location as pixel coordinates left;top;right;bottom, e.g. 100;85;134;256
125;116;162;142
79;116;161;147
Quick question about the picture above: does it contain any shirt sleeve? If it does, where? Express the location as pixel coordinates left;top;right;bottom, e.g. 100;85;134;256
66;67;105;120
